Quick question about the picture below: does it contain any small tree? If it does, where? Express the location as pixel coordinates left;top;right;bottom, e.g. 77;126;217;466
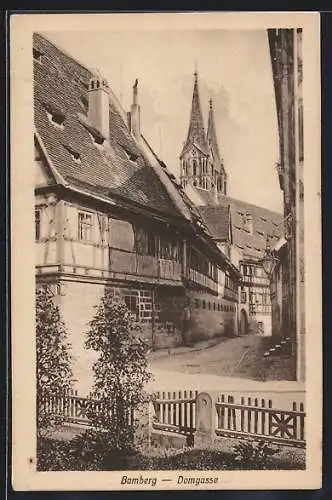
36;284;74;436
85;291;152;451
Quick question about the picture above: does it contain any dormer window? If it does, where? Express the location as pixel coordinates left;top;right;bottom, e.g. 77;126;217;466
120;145;139;162
88;131;105;147
243;213;253;234
47;111;65;129
63;144;81;164
33;48;43;63
43;102;65;129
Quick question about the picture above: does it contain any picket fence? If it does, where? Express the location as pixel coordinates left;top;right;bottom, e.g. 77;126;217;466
39;390;134;427
40;389;305;448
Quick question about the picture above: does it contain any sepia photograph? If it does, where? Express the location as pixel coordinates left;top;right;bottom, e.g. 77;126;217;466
10;12;321;491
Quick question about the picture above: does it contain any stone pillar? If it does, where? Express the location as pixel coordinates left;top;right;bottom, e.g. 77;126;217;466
194;392;215;448
134;392;153;448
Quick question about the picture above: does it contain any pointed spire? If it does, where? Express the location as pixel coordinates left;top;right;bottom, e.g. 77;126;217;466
181;71;208;157
207;98;221;163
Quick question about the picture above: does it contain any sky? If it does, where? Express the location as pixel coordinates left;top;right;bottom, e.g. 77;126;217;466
44;30;283;213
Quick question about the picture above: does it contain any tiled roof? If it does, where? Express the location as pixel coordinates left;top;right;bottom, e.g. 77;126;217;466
197;205;230;241
195;188;283;260
33;33;193;220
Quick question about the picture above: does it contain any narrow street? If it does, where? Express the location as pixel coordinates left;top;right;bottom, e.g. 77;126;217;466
148;334;293;381
147;334;304;410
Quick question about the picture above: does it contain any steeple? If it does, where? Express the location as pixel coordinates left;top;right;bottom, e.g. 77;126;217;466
207;99;221;163
180;71;208;157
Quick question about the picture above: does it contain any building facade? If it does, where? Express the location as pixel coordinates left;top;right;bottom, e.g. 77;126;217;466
268;28;305;381
180;72;283;337
34;34;241;392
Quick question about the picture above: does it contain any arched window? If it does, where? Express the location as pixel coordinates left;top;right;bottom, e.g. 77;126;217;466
193;160;197;176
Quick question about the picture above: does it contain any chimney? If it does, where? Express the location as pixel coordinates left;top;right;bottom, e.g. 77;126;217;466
88;70;110;141
129;79;141;140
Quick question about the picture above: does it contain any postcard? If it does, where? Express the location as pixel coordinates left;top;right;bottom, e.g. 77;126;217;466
10;11;321;491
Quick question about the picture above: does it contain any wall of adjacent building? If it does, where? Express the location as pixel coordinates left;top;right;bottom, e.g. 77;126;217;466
188;290;237;342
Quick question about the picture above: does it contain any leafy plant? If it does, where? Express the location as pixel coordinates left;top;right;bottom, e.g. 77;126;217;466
36;284;74;437
233;438;279;469
85;291;152;452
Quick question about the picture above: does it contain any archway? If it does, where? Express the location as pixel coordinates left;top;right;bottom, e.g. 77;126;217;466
239;309;249;335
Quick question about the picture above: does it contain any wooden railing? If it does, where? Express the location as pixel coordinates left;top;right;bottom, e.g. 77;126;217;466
188;268;218;294
109;248;182;282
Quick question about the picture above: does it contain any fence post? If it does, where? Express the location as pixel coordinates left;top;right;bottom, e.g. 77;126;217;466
194;392;215;448
134;392;153;449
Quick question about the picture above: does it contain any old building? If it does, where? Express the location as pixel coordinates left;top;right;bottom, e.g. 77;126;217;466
180;72;283;337
34;33;241;390
268;28;305;381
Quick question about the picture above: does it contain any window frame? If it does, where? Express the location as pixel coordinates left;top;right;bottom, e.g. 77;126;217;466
35;208;41;241
78;211;93;242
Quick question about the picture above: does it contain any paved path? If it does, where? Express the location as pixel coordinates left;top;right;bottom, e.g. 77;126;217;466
147;368;304;410
148;334;295;381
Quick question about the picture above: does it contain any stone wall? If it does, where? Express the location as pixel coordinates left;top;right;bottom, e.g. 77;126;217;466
188;290;237;343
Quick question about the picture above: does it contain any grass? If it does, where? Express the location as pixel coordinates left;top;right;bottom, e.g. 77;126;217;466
37;434;305;471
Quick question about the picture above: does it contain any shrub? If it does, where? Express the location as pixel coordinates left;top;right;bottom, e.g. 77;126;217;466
36;285;74;438
232;438;279;469
85;292;152;453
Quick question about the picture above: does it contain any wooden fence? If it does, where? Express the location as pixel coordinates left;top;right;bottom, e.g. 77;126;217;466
215;395;305;448
40;390;305;448
152;390;198;435
39;390;134;427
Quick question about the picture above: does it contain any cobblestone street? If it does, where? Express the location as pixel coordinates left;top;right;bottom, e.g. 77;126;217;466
148;334;294;381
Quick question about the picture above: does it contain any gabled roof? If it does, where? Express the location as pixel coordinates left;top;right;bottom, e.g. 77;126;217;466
197;205;231;241
33;33;239;273
33;33;193;222
195;189;283;260
180;72;209;158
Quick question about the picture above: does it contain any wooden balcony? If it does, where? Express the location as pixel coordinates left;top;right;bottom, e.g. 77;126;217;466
109;247;182;283
188;267;218;294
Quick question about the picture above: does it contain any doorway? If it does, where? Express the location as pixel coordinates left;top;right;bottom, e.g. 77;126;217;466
239;309;249;335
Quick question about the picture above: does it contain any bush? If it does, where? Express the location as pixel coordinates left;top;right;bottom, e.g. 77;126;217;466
37;435;305;471
85;292;152;451
36;285;74;437
232;438;279;469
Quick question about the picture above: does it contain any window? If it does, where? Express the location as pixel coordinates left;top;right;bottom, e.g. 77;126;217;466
208;302;211;311
124;295;138;320
195;299;200;309
258;321;264;334
63;144;81;163
213;302;216;311
33;48;43;63
78;212;93;242
202;300;206;310
147;231;156;257
241;289;247;304
35;209;41;241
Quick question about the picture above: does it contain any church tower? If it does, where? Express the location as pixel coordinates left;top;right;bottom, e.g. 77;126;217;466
180;72;228;196
180;71;210;190
207;99;228;195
